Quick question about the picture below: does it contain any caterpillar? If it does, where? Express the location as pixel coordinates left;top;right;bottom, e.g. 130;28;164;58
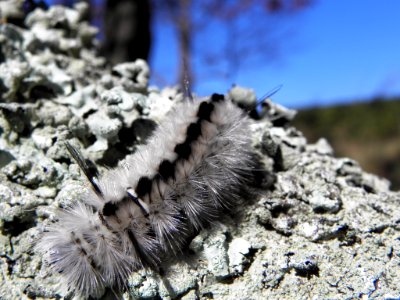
36;93;258;298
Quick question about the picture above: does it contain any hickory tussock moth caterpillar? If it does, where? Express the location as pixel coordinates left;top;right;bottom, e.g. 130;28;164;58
36;93;258;298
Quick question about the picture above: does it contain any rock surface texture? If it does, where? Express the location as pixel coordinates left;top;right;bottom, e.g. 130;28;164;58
0;3;399;300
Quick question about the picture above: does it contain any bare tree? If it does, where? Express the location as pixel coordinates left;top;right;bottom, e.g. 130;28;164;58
101;0;152;65
47;0;311;86
153;0;312;88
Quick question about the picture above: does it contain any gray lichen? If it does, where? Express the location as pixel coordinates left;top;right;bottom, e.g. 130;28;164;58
0;3;399;300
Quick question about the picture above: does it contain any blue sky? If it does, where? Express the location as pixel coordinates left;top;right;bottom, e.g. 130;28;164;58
151;1;400;108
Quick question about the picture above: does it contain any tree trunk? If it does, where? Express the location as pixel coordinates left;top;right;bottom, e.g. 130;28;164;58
177;0;193;90
101;0;152;65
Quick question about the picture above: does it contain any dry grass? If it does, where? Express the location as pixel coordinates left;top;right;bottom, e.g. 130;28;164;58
293;98;400;190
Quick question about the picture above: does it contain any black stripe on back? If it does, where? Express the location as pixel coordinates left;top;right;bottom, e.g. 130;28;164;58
174;141;191;159
197;101;214;121
211;93;224;102
102;202;118;216
158;160;175;180
135;176;153;197
186;121;202;143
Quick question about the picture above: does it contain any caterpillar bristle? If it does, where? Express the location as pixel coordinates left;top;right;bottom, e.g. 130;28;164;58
36;94;257;298
65;141;102;196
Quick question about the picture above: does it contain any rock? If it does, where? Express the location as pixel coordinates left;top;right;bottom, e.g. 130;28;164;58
228;238;252;275
203;228;230;280
0;3;399;300
112;59;150;92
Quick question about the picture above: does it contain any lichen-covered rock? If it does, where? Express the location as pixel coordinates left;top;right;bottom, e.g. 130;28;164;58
0;3;399;300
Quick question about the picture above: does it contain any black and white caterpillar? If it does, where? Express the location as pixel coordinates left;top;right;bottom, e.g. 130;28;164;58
36;93;258;298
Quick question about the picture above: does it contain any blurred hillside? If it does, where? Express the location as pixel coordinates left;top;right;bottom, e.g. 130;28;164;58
293;98;400;190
